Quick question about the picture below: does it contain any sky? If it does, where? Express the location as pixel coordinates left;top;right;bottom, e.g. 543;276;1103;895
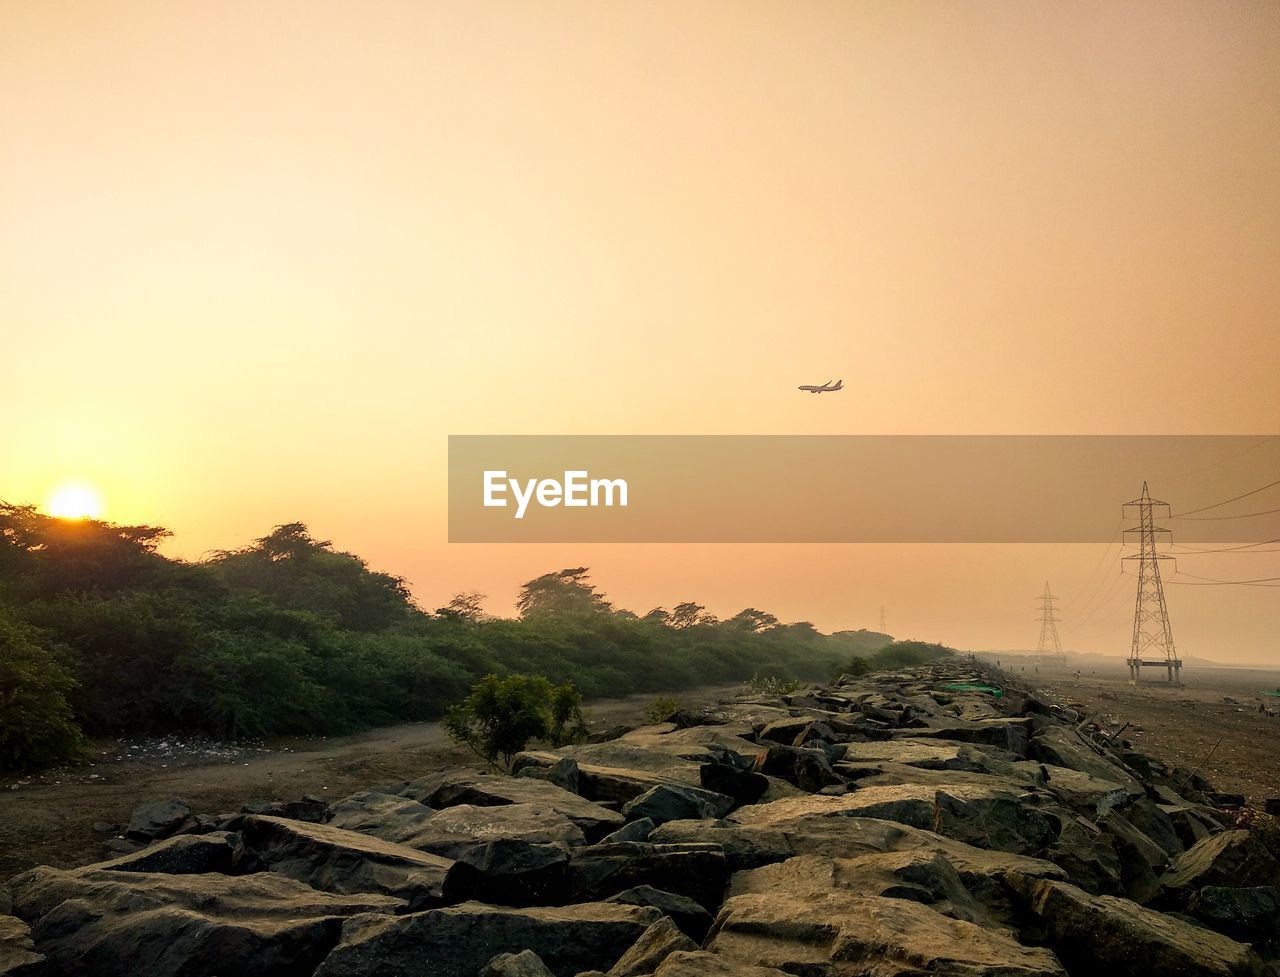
2;1;1278;662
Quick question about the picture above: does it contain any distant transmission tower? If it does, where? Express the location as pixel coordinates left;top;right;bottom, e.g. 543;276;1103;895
1034;582;1065;667
879;605;888;633
1123;482;1181;685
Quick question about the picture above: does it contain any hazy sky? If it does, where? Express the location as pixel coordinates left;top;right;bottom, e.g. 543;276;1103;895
3;2;1278;661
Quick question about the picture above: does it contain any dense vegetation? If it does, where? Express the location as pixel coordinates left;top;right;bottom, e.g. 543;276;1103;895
0;505;916;772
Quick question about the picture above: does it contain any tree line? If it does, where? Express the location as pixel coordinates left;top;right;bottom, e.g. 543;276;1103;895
0;505;942;772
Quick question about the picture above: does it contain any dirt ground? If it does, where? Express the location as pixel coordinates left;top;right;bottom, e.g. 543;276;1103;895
992;658;1280;809
0;686;739;884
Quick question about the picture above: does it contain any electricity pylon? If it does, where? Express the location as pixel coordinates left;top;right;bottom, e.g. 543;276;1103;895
1123;482;1181;685
1035;582;1065;666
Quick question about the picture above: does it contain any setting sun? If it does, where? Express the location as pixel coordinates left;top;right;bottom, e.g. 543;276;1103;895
45;482;104;520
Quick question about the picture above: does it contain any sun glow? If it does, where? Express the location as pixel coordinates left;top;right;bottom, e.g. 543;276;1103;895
46;483;104;520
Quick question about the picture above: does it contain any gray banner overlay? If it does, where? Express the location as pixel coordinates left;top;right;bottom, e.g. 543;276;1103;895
448;435;1280;543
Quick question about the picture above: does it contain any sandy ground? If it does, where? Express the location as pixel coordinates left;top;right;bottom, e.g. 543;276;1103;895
0;686;738;883
991;657;1280;808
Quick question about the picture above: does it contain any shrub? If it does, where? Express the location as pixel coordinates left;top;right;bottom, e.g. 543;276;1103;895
444;673;584;770
741;672;801;696
644;695;680;724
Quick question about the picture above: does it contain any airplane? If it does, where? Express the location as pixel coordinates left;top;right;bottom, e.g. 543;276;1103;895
797;379;843;394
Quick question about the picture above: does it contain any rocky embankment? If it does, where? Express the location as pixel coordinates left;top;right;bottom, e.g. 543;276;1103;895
3;661;1279;976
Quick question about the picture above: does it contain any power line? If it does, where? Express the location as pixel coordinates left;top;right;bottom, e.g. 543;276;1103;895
1174;505;1280;522
1155;436;1280;482
1168;570;1280;587
1172;475;1280;518
1169;536;1280;554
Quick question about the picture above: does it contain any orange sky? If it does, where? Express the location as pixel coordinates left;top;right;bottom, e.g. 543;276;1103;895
2;2;1278;662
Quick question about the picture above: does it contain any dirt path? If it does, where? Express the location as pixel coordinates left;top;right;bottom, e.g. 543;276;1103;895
1001;660;1280;809
0;686;738;882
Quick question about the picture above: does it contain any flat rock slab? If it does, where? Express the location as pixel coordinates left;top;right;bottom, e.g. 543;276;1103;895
313;900;663;977
403;770;624;839
77;832;237;876
650;951;792;976
326;791;437;842
707;889;1067;977
5;867;404;977
834;739;1014;771
1018;878;1261;977
230;814;455;910
397;803;587;858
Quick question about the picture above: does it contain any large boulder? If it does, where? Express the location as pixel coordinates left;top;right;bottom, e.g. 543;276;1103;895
706;889;1067;976
229;814;455;910
81;832;238;875
1015;877;1262;977
442;840;573;906
126;797;196;841
403;770;624;840
5;867;403;977
1188;885;1280;944
313;901;663;977
834;738;1014;772
563;842;729;909
605;886;714;942
395;803;586;858
621;784;735;825
324;791;436;841
1028;727;1143;795
1160;830;1280;902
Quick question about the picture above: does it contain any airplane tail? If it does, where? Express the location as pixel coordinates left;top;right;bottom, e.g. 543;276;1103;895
833;379;843;390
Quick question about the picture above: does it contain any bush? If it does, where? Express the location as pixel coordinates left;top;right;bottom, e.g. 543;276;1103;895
644;695;680;724
0;612;88;772
741;672;801;696
444;673;585;770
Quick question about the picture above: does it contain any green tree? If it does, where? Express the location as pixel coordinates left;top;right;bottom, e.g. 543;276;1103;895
516;567;611;618
444;673;585;770
0;611;87;772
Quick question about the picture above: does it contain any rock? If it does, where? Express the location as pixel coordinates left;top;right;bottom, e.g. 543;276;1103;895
729;786;1059;857
313;901;663;977
1015;877;1261;977
650;951;792;976
621;784;734;825
481;948;557;977
405;769;622;840
1161;830;1280;901
599;818;655;844
87;831;237;875
125;796;195;840
707;889;1067;976
399;803;586;858
758;716;822;745
228;814;455;910
1100;810;1170;903
564;843;729;910
516;757;580;794
607;917;697;976
6;867;404;977
91;821;116;834
605;886;714;942
902;716;1031;754
0;916;44;976
835;738;1013;772
325;790;436;840
699;761;767;805
513;752;694;806
1188;885;1280;943
442;840;572;906
753;744;843;791
1028;727;1143;795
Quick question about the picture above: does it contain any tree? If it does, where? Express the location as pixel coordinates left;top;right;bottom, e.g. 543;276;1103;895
436;592;487;622
516;568;611;619
725;608;780;633
669;602;709;629
444;673;587;770
0;611;87;772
